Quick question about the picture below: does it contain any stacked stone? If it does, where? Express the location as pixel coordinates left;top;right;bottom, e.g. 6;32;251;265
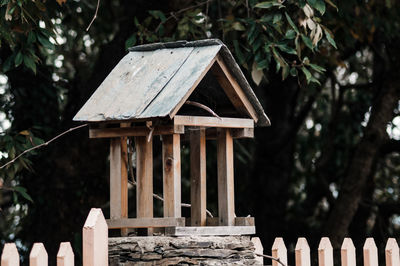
109;236;262;265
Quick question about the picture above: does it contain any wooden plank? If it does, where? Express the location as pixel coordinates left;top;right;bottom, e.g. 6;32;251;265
211;56;258;122
162;134;182;217
135;136;153;231
386;238;400;266
341;238;356;266
57;242;74;266
166;226;255;236
205;128;254;139
174;115;254;128
185;216;254;226
106;217;185;229
29;243;48;266
251;237;264;265
318;237;333;266
1;243;19;266
110;139;122;220
272;238;287;266
120;123;129;236
363;238;378;266
217;128;235;226
82;208;108;266
190;128;207;226
295;238;310;266
89;125;184;138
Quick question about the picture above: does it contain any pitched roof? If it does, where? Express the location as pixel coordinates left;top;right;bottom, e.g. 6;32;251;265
73;39;270;126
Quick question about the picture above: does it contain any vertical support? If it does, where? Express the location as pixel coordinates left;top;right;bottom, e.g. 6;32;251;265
217;128;235;226
386;238;400;266
341;238;356;266
82;208;108;266
318;237;333;266
295;238;310;266
1;243;19;266
135;136;153;233
57;242;74;266
162;134;181;217
29;243;48;266
190;128;207;226
272;238;287;266
363;238;378;266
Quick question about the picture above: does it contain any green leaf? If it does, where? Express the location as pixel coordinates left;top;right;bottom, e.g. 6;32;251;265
273;13;282;24
312;0;326;15
149;10;166;22
27;31;36;44
13;186;33;202
285;12;299;33
324;28;337;49
309;63;326;73
255;1;284;9
282;64;289;80
325;0;338;11
301;34;314;50
37;34;55;50
14;51;23;67
285;29;296;39
233;40;246;65
125;35;137;49
232;21;246;31
3;54;15;72
23;55;36;74
276;43;297;55
290;67;298;76
301;66;312;83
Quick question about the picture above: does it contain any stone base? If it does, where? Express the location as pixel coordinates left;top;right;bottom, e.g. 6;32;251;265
109;236;263;265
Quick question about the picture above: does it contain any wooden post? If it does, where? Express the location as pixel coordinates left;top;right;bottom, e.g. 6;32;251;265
295;238;310;266
217;128;235;226
272;238;287;266
57;242;74;266
29;243;48;266
386;238;400;266
162;134;181;218
364;238;378;266
1;243;19;266
82;208;108;266
341;238;356;266
135;136;153;234
318;237;333;266
190;128;207;226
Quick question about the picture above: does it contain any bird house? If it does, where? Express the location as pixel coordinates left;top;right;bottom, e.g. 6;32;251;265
73;39;270;236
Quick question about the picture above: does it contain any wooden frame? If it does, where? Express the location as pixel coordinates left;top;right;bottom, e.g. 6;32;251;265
106;217;185;229
89;125;184;138
166;226;255;236
174;115;253;128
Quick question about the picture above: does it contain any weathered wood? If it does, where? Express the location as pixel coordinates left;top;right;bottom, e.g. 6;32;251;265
186;216;254;226
341;238;356;266
174;115;254;128
217;128;235;226
1;243;19;266
57;242;74;266
211;56;258;122
162;134;181;218
295;238;310;266
89;125;184;138
190;128;207;226
83;208;108;266
106;217;185;228
251;237;264;265
272;238;287;266
119;123;129;236
318;237;333;266
386;238;400;266
110;139;123;220
165;226;256;236
364;238;378;266
29;243;48;266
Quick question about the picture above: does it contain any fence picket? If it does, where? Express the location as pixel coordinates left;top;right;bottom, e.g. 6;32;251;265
363;238;378;266
82;208;108;266
57;242;74;266
385;238;400;266
318;237;333;266
251;237;264;265
341;238;356;266
1;243;19;266
295;238;311;266
29;243;48;266
272;237;287;266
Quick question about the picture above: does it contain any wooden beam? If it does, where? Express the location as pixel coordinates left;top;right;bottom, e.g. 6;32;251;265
119;123;129;236
185;216;254;226
217;128;235;226
203;128;254;140
162;134;182;218
211;56;259;123
165;226;256;236
174;115;253;128
190;128;207;226
110;139;125;221
106;217;185;229
89;125;184;138
135;136;153;234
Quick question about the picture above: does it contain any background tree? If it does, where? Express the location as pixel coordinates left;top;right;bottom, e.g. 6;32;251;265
1;0;400;264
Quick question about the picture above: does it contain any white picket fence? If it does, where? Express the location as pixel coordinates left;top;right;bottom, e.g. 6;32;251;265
272;237;400;266
1;208;108;266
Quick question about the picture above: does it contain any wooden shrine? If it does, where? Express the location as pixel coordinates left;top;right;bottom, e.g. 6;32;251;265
73;39;270;236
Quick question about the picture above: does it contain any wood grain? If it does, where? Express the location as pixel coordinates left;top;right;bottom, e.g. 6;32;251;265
174;115;254;128
89;125;184;138
106;217;185;228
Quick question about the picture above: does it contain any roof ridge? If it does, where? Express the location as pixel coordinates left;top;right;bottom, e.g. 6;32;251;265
128;39;223;52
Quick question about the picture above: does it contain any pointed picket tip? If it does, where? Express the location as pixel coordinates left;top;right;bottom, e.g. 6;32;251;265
1;243;19;266
83;208;108;266
386;238;400;266
295;238;311;266
341;238;356;250
318;237;333;266
29;243;48;266
341;238;356;266
272;237;288;266
363;238;378;266
57;242;74;266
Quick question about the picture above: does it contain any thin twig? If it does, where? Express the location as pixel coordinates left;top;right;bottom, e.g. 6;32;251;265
86;0;101;31
0;124;88;170
255;253;287;266
185;100;221;119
